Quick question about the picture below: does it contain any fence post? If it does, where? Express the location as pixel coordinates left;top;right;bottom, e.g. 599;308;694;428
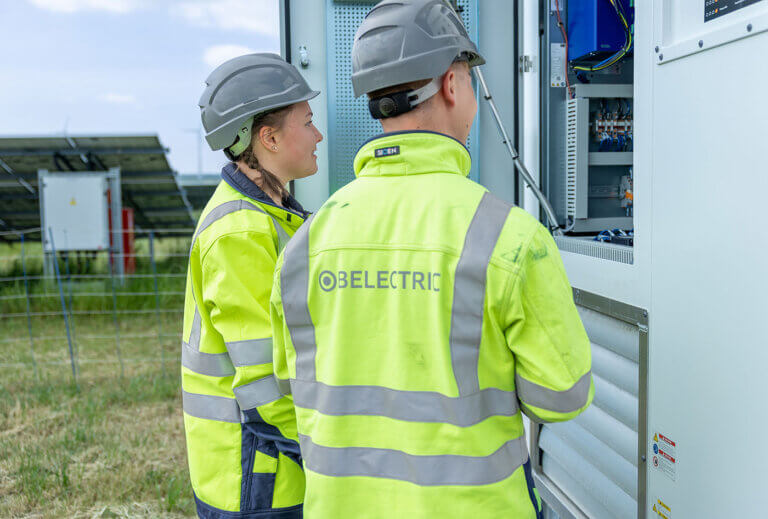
108;244;125;379
64;250;78;373
19;233;38;379
48;228;78;390
148;231;165;377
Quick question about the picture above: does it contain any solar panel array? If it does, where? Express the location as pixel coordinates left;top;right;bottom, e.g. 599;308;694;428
0;135;212;238
177;172;221;213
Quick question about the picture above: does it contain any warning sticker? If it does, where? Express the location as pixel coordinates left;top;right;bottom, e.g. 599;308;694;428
652;497;672;518
652;432;677;481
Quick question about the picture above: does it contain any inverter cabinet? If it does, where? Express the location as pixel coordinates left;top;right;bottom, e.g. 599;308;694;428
284;0;768;516
519;0;768;517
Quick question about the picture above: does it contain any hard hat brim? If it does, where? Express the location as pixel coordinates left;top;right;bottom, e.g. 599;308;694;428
205;89;321;151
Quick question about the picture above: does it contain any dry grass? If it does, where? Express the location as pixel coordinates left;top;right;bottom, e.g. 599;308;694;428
0;313;195;518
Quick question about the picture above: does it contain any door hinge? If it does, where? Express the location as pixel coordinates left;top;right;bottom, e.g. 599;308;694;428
519;55;533;73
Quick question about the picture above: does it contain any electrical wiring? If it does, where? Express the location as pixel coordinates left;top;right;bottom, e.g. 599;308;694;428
573;0;633;72
595;228;633;243
562;217;576;233
581;1;632;70
553;0;573;99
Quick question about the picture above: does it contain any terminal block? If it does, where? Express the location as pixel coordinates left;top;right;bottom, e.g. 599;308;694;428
565;84;633;233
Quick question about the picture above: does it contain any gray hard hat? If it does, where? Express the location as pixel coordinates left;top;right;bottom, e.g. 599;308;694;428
199;53;319;153
351;0;485;98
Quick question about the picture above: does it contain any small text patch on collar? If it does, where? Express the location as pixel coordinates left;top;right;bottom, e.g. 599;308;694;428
375;146;400;158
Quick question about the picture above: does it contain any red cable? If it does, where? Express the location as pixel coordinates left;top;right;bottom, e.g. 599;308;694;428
554;0;573;99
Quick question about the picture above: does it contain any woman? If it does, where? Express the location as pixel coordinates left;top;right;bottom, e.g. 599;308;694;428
181;53;322;519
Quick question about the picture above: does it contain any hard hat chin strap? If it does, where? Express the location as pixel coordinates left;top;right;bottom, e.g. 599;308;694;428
409;78;442;107
368;78;441;119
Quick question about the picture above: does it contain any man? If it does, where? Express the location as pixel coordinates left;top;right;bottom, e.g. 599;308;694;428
270;1;593;517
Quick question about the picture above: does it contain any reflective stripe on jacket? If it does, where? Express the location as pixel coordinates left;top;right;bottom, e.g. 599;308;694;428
182;166;306;518
270;131;594;519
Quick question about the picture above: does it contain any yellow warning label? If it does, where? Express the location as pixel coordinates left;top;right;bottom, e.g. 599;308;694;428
653;497;672;518
69;198;77;206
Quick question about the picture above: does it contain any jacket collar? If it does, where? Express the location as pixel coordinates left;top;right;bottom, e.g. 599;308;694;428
353;130;471;179
221;162;309;218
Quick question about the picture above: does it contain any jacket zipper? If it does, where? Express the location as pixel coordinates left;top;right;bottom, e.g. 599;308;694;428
242;433;257;511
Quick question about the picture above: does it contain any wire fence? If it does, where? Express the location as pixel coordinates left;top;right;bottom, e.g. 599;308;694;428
0;227;192;388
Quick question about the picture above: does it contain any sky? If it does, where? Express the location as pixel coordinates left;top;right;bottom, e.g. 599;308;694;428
0;0;281;175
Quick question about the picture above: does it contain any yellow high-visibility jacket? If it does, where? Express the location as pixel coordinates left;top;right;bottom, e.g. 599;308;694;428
182;163;306;518
270;131;594;518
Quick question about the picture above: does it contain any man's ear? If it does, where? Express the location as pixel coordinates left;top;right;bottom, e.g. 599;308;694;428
440;67;458;107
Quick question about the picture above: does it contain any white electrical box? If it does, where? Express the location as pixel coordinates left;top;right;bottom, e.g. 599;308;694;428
39;170;117;252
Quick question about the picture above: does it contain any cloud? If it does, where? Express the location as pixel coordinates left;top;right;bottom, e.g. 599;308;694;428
203;44;258;68
27;0;146;13
99;93;138;105
28;0;281;36
177;0;280;37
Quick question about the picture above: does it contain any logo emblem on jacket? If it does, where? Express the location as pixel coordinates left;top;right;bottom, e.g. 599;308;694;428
375;146;400;158
319;269;440;292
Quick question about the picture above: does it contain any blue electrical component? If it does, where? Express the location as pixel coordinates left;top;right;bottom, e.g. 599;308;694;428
567;0;634;63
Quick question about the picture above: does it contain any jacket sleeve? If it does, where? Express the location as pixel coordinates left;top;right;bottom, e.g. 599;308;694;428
201;230;300;445
269;253;292;395
504;225;594;423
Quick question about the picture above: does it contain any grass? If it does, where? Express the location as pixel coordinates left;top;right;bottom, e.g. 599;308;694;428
0;236;190;315
0;237;196;518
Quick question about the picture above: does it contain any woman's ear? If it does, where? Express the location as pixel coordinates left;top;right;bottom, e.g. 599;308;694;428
257;125;278;152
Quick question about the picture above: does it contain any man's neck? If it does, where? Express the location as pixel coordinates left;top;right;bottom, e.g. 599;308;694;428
380;115;461;143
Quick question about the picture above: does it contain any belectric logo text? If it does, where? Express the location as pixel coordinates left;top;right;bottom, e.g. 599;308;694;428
319;270;441;292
